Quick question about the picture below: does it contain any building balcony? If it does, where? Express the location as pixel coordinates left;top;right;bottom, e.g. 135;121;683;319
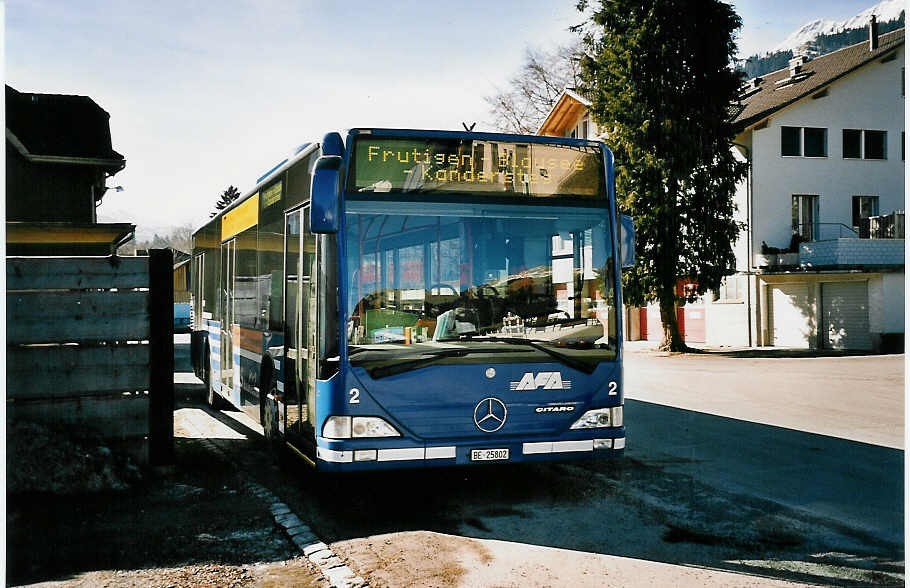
799;237;904;269
755;213;905;271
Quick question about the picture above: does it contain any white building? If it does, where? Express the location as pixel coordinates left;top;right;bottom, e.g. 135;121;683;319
538;24;905;351
724;25;905;351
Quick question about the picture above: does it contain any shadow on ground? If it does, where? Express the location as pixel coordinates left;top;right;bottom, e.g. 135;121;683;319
266;399;904;586
5;389;298;586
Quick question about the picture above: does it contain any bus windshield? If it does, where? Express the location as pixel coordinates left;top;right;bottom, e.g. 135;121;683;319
344;201;617;375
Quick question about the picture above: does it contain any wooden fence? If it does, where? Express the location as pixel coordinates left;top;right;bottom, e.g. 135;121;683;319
7;250;174;465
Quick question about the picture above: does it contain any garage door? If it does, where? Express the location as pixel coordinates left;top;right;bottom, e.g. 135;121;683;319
768;284;810;348
822;281;872;350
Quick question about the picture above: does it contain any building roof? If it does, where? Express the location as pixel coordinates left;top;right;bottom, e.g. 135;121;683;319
5;85;125;170
733;28;904;132
537;87;592;137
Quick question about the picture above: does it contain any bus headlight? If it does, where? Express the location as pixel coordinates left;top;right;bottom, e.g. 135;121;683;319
569;406;622;429
322;416;401;439
323;416;352;439
352;417;400;438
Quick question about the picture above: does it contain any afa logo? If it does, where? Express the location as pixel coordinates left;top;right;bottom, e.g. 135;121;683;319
510;371;572;391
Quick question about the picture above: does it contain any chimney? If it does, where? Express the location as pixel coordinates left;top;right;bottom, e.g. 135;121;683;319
789;54;810;77
869;15;879;51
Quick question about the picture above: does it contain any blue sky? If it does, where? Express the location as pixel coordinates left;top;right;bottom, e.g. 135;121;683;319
5;0;886;232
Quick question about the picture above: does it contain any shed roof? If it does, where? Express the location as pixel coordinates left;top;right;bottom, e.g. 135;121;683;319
5;85;125;169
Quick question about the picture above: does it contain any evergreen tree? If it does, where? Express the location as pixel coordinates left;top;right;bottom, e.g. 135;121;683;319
740;50;792;79
211;185;241;218
576;0;748;351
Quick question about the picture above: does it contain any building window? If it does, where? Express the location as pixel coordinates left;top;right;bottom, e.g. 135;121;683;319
852;195;879;237
864;130;886;159
843;129;887;159
843;129;862;158
582;120;589;139
781;126;801;156
781;126;827;157
804;127;827;157
792;194;819;241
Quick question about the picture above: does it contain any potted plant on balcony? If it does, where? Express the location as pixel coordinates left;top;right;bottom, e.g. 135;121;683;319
756;241;780;267
777;233;805;266
757;236;803;267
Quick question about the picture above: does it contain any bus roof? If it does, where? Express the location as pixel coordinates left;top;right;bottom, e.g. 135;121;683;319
348;127;604;150
194;129;608;236
194;141;320;235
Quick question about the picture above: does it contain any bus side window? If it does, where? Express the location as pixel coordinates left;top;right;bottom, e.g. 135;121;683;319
318;233;339;379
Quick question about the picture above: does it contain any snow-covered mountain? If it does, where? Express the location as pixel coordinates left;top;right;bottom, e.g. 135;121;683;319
771;0;905;54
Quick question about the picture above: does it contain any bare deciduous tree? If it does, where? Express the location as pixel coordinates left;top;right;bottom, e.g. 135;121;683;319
121;223;194;256
485;45;582;134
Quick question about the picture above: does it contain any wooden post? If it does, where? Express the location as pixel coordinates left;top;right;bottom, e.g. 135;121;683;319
148;249;175;465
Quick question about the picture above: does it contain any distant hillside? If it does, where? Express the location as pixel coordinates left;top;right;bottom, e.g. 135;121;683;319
739;12;904;80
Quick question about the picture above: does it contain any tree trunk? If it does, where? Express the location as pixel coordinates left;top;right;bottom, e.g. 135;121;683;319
658;296;688;352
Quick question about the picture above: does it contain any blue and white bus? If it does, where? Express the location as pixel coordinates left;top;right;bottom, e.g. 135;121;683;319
190;128;632;471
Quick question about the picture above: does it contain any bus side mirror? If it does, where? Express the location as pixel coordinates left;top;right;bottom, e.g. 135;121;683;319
311;155;343;233
619;214;635;269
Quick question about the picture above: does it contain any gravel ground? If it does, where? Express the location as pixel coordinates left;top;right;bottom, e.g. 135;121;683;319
20;560;326;588
6;417;326;588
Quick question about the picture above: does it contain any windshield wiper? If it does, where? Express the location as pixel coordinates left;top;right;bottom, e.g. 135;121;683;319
366;348;469;379
442;335;598;374
365;346;518;379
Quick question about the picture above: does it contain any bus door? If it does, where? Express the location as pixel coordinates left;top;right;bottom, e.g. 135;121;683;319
192;253;205;328
221;239;236;395
284;206;317;459
191;252;205;379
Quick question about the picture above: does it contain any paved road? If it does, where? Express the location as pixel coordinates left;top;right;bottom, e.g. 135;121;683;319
624;352;904;448
624;353;905;544
176;347;905;586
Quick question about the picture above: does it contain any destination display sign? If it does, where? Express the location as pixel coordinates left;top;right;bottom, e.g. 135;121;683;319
347;136;604;199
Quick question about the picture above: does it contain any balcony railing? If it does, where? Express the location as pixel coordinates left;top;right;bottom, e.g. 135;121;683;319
792;212;905;242
792;222;858;242
856;211;905;239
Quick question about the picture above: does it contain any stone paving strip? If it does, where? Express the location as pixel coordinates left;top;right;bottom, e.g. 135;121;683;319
192;429;367;587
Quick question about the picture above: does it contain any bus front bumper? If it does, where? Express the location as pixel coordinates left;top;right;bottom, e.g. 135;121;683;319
312;430;625;472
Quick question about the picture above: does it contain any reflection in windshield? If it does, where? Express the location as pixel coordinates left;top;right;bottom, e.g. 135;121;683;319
344;203;617;368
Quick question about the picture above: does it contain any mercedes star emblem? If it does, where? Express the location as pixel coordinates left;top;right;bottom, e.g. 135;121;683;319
474;397;507;433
